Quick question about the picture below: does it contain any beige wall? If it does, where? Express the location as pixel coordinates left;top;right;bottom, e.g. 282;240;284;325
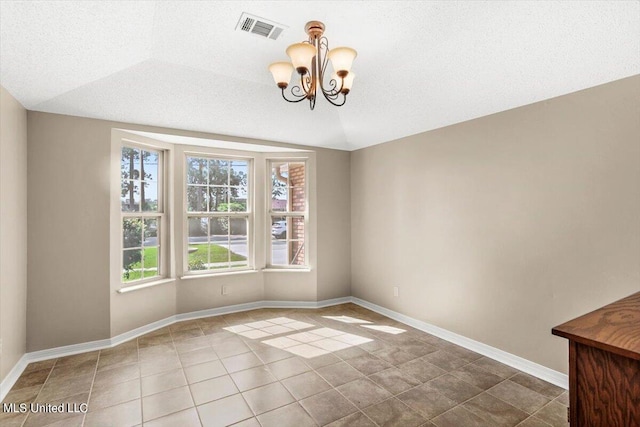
351;75;640;374
317;148;352;300
27;112;112;351
0;87;28;381
27;112;351;350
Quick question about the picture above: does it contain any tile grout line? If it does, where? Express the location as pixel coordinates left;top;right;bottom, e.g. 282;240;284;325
11;305;567;427
219;315;264;426
415;363;555;427
252;311;385;426
302;317;527;426
234;310;352;426
82;350;102;426
220;312;278;426
182;308;561;426
172;321;205;427
21;357;59;427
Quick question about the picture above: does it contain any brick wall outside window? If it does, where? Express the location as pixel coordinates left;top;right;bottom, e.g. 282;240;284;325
289;164;305;265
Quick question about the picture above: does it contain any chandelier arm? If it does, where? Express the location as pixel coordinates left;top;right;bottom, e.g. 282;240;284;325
301;74;313;96
281;86;309;103
320;90;347;107
321;79;341;97
317;36;345;96
319;37;329;77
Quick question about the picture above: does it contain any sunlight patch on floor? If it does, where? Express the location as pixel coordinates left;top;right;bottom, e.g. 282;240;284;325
223;317;315;339
361;324;406;334
222;318;375;359
322;315;373;324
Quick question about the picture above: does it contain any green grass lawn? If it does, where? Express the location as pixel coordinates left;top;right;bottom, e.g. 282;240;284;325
122;247;158;282
188;243;246;270
123;244;247;282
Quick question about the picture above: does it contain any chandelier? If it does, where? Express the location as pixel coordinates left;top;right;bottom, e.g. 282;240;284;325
268;21;357;110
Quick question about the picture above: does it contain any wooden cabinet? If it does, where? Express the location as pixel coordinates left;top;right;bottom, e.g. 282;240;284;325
552;292;640;427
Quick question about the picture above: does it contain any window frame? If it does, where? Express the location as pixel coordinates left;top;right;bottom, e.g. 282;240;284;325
119;141;168;286
266;158;309;269
183;152;254;275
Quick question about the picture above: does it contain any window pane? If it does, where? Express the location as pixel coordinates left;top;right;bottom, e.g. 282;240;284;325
121;180;140;212
290;239;305;265
230;160;248;186
142;247;159;278
209;186;229;212
142;181;158;212
271;215;286;265
290;217;305;265
271;186;287;212
142;151;159;181
209;159;229;185
271;216;287;240
122;249;142;282
144;218;158;246
229;218;248;267
230;217;247;237
230;187;248;211
188;217;209;271
210;216;229;269
121;147;141;180
188;243;208;270
187;185;208;212
231;240;248;268
271;162;288;212
188;217;208;241
210;217;228;241
123;218;143;248
271;234;286;265
187;157;208;184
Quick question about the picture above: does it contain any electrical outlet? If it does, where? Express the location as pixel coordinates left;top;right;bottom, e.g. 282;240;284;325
222;286;230;296
393;286;399;297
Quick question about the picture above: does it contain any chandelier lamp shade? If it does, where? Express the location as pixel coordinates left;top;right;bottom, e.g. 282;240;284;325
268;21;357;110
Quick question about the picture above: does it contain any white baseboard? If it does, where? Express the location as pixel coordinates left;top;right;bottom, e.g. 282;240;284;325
350;297;568;390
1;294;567;402
0;296;351;401
0;355;29;402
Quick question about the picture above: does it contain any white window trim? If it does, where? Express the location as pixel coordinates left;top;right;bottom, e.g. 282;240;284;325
120;143;167;286
266;158;310;269
182;152;255;276
111;129;316;294
110;131;174;293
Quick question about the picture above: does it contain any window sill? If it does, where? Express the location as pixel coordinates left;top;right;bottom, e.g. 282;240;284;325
181;269;259;280
117;278;175;294
262;268;312;273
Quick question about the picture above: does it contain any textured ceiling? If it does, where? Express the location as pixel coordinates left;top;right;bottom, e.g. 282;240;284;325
1;1;638;151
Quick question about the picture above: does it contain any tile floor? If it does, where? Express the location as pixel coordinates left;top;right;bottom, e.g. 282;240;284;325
1;303;569;427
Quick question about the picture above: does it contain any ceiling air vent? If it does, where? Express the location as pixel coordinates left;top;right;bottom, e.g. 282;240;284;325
236;13;287;40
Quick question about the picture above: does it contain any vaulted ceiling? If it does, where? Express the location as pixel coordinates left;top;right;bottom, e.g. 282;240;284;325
1;1;638;150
